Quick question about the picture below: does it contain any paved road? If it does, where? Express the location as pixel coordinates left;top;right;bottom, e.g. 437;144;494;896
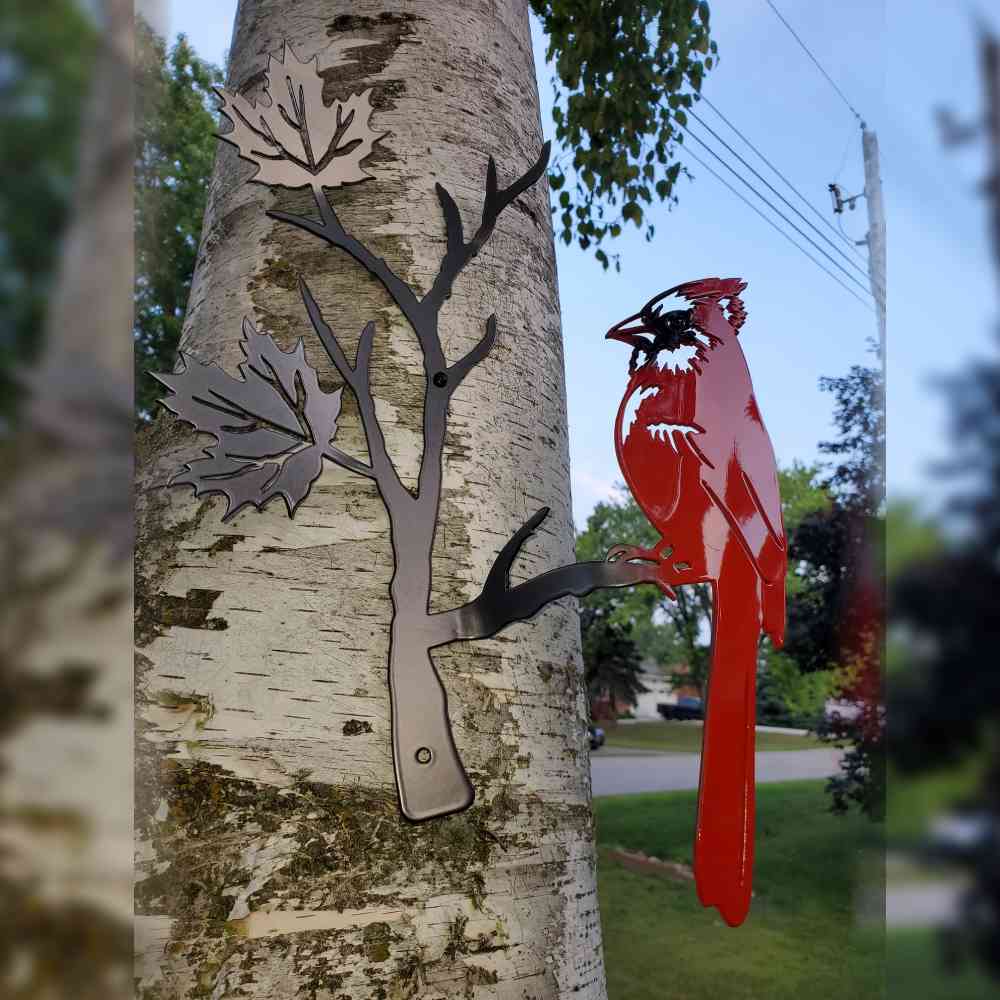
886;883;962;927
590;748;843;796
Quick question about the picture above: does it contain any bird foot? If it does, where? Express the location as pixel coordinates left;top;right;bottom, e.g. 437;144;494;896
605;544;678;600
606;543;659;564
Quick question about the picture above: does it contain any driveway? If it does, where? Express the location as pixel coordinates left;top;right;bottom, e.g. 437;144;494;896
590;747;843;796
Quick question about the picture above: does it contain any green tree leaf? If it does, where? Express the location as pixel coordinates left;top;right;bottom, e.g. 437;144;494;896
0;0;97;416
532;1;717;269
134;22;223;420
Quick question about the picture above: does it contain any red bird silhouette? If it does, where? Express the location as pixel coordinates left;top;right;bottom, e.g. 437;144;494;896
605;277;787;927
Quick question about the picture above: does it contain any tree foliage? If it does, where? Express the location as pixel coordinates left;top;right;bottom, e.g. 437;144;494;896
576;490;709;695
808;361;885;819
939;341;1000;549
0;0;96;415
531;0;717;269
580;606;646;715
818;362;884;515
757;650;839;728
134;21;221;419
890;342;1000;775
756;463;840;725
784;502;865;676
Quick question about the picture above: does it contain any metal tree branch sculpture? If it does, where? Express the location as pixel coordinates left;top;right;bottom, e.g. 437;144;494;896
154;44;659;821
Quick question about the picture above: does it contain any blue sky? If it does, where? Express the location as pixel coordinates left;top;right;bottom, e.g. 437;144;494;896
162;0;995;527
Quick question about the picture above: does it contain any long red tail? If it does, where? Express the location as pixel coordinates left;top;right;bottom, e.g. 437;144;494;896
694;555;763;926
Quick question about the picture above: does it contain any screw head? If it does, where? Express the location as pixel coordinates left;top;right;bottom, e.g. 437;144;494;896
432;372;448;388
415;747;433;765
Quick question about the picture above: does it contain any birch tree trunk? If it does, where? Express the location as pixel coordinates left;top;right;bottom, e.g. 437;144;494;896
135;2;613;998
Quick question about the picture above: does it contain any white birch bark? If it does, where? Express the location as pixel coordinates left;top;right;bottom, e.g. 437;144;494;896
135;3;611;997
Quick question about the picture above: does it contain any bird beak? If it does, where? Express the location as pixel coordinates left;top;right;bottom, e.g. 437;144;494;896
605;309;653;350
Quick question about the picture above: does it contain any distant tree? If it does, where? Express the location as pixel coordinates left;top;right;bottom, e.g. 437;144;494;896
0;0;96;416
890;344;1000;775
757;463;842;726
133;21;221;419
772;462;837;675
810;358;885;819
576;490;710;698
818;361;884;516
580;606;646;716
756;650;839;728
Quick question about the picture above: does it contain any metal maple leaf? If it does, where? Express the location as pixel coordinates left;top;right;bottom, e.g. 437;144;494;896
152;320;344;520
215;43;384;189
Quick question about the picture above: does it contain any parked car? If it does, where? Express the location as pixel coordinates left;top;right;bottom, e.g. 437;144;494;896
657;696;704;721
588;724;606;750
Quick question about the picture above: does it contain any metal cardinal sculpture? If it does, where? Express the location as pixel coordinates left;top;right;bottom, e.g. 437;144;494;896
151;41;785;929
605;278;788;926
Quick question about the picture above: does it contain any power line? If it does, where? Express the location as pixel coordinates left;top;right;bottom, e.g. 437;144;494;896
688;105;869;278
679;125;874;298
699;94;866;260
679;145;875;314
833;122;855;181
763;0;865;125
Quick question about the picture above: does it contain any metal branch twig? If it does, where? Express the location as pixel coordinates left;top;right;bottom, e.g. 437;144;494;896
423;142;552;312
299;281;410;508
429;507;663;645
271;188;427;353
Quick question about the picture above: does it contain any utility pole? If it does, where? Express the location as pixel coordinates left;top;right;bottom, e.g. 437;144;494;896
861;127;886;367
828;126;886;362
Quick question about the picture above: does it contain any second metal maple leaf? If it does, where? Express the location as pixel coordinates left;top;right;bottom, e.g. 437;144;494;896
153;320;344;520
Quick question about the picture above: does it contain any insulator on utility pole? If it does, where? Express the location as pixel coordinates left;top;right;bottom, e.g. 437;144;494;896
828;181;861;215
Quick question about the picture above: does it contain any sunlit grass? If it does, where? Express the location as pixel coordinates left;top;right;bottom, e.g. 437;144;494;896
600;719;827;753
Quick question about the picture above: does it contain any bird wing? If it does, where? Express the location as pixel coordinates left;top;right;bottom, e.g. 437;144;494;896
736;396;785;549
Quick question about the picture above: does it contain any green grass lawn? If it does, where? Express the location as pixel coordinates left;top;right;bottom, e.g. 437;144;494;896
596;780;883;999
601;720;827;753
887;929;995;999
887;757;985;846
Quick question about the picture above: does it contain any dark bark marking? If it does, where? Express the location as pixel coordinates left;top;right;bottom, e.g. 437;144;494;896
342;719;374;736
151;588;228;632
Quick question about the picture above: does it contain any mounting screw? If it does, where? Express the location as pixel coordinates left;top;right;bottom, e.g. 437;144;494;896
432;372;448;388
415;747;433;765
